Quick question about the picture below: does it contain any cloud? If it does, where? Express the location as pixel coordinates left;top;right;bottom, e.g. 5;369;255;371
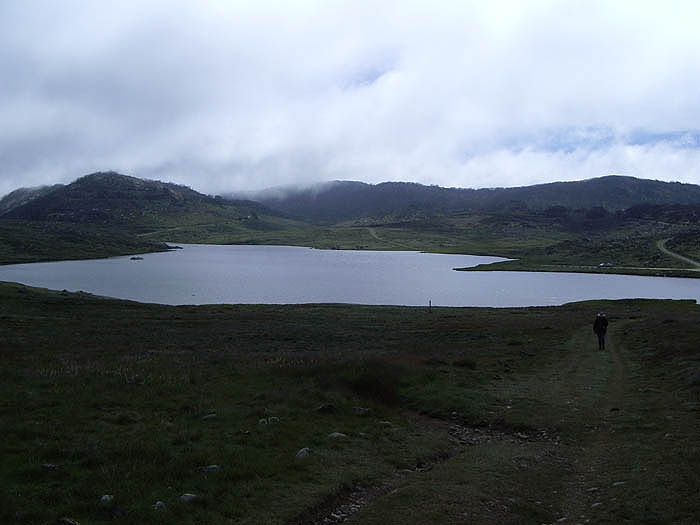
2;0;700;197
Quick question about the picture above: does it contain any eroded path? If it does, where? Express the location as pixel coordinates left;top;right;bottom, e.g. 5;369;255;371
306;316;699;524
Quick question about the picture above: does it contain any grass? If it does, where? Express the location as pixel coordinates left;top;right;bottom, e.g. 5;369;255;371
1;283;698;523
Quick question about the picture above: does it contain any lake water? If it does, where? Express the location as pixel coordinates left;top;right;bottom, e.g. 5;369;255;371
0;244;699;307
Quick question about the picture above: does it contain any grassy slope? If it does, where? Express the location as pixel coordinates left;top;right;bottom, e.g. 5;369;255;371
1;283;698;523
0;220;170;264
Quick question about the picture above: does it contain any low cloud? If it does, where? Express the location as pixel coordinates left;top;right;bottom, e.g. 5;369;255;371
2;1;700;197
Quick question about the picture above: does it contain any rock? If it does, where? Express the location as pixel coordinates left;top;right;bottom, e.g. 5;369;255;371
351;406;370;416
180;493;202;504
515;432;529;440
612;481;626;487
315;403;336;413
296;447;311;458
379;420;392;426
586;487;599;492
100;494;114;505
268;416;280;424
258;418;269;425
57;519;80;525
199;464;221;473
328;432;347;439
41;463;60;471
153;501;166;511
591;502;603;508
202;413;217;420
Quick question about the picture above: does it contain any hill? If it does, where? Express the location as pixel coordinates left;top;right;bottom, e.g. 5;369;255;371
1;171;258;230
238;176;700;223
0;172;310;263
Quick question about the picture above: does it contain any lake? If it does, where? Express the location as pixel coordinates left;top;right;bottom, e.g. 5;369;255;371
0;244;699;307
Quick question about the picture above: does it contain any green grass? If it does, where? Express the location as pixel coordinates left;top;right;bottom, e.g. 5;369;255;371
1;284;698;522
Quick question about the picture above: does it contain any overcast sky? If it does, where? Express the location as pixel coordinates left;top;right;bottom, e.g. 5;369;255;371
2;0;700;197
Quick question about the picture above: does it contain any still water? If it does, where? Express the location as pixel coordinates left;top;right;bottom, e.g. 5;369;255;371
0;244;698;307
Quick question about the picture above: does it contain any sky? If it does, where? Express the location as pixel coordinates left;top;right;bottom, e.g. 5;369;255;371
2;0;700;197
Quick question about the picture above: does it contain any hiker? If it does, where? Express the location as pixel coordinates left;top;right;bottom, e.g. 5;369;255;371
593;312;608;350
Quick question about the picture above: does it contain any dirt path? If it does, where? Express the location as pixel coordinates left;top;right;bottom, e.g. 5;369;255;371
657;238;700;268
293;317;697;523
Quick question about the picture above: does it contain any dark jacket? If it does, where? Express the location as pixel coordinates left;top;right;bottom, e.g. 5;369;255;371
593;315;608;334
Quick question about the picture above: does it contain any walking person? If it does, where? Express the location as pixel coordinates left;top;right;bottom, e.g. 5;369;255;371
593;312;608;350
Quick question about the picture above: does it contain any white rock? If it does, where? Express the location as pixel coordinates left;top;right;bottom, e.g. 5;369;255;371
296;447;311;458
180;493;200;503
153;500;166;511
100;494;114;505
328;432;348;439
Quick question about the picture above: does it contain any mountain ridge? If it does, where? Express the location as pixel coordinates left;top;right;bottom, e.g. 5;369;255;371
234;175;700;222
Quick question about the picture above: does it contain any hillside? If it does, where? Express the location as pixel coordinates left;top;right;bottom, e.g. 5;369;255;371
239;176;700;223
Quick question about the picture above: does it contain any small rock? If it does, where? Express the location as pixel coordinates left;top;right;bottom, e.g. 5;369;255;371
591;502;603;508
153;501;166;511
515;432;529;440
258;418;268;425
202;413;217;420
57;519;80;525
41;463;60;471
100;494;114;505
351;406;370;416
199;465;221;473
612;481;626;487
296;447;311;458
180;493;201;504
556;517;567;523
328;432;347;439
315;403;336;413
268;416;280;424
586;487;599;492
379;420;392;426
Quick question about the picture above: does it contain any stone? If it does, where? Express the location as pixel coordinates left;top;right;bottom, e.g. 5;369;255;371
57;519;80;525
612;481;626;487
202;413;217;420
591;502;603;508
268;416;280;424
296;447;311;458
180;493;201;504
315;403;336;413
199;464;221;473
100;494;114;505
41;463;60;470
258;418;269;425
328;432;347;439
352;406;370;416
153;501;166;511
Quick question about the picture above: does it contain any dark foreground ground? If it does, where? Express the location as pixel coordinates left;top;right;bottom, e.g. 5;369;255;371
1;282;698;524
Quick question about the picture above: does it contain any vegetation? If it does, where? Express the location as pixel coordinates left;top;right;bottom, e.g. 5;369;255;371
1;283;698;523
0;220;170;264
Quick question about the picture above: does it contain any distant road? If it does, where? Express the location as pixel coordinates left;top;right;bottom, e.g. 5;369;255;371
657;238;700;268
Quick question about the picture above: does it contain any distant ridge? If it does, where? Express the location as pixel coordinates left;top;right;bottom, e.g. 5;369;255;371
236;176;700;222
